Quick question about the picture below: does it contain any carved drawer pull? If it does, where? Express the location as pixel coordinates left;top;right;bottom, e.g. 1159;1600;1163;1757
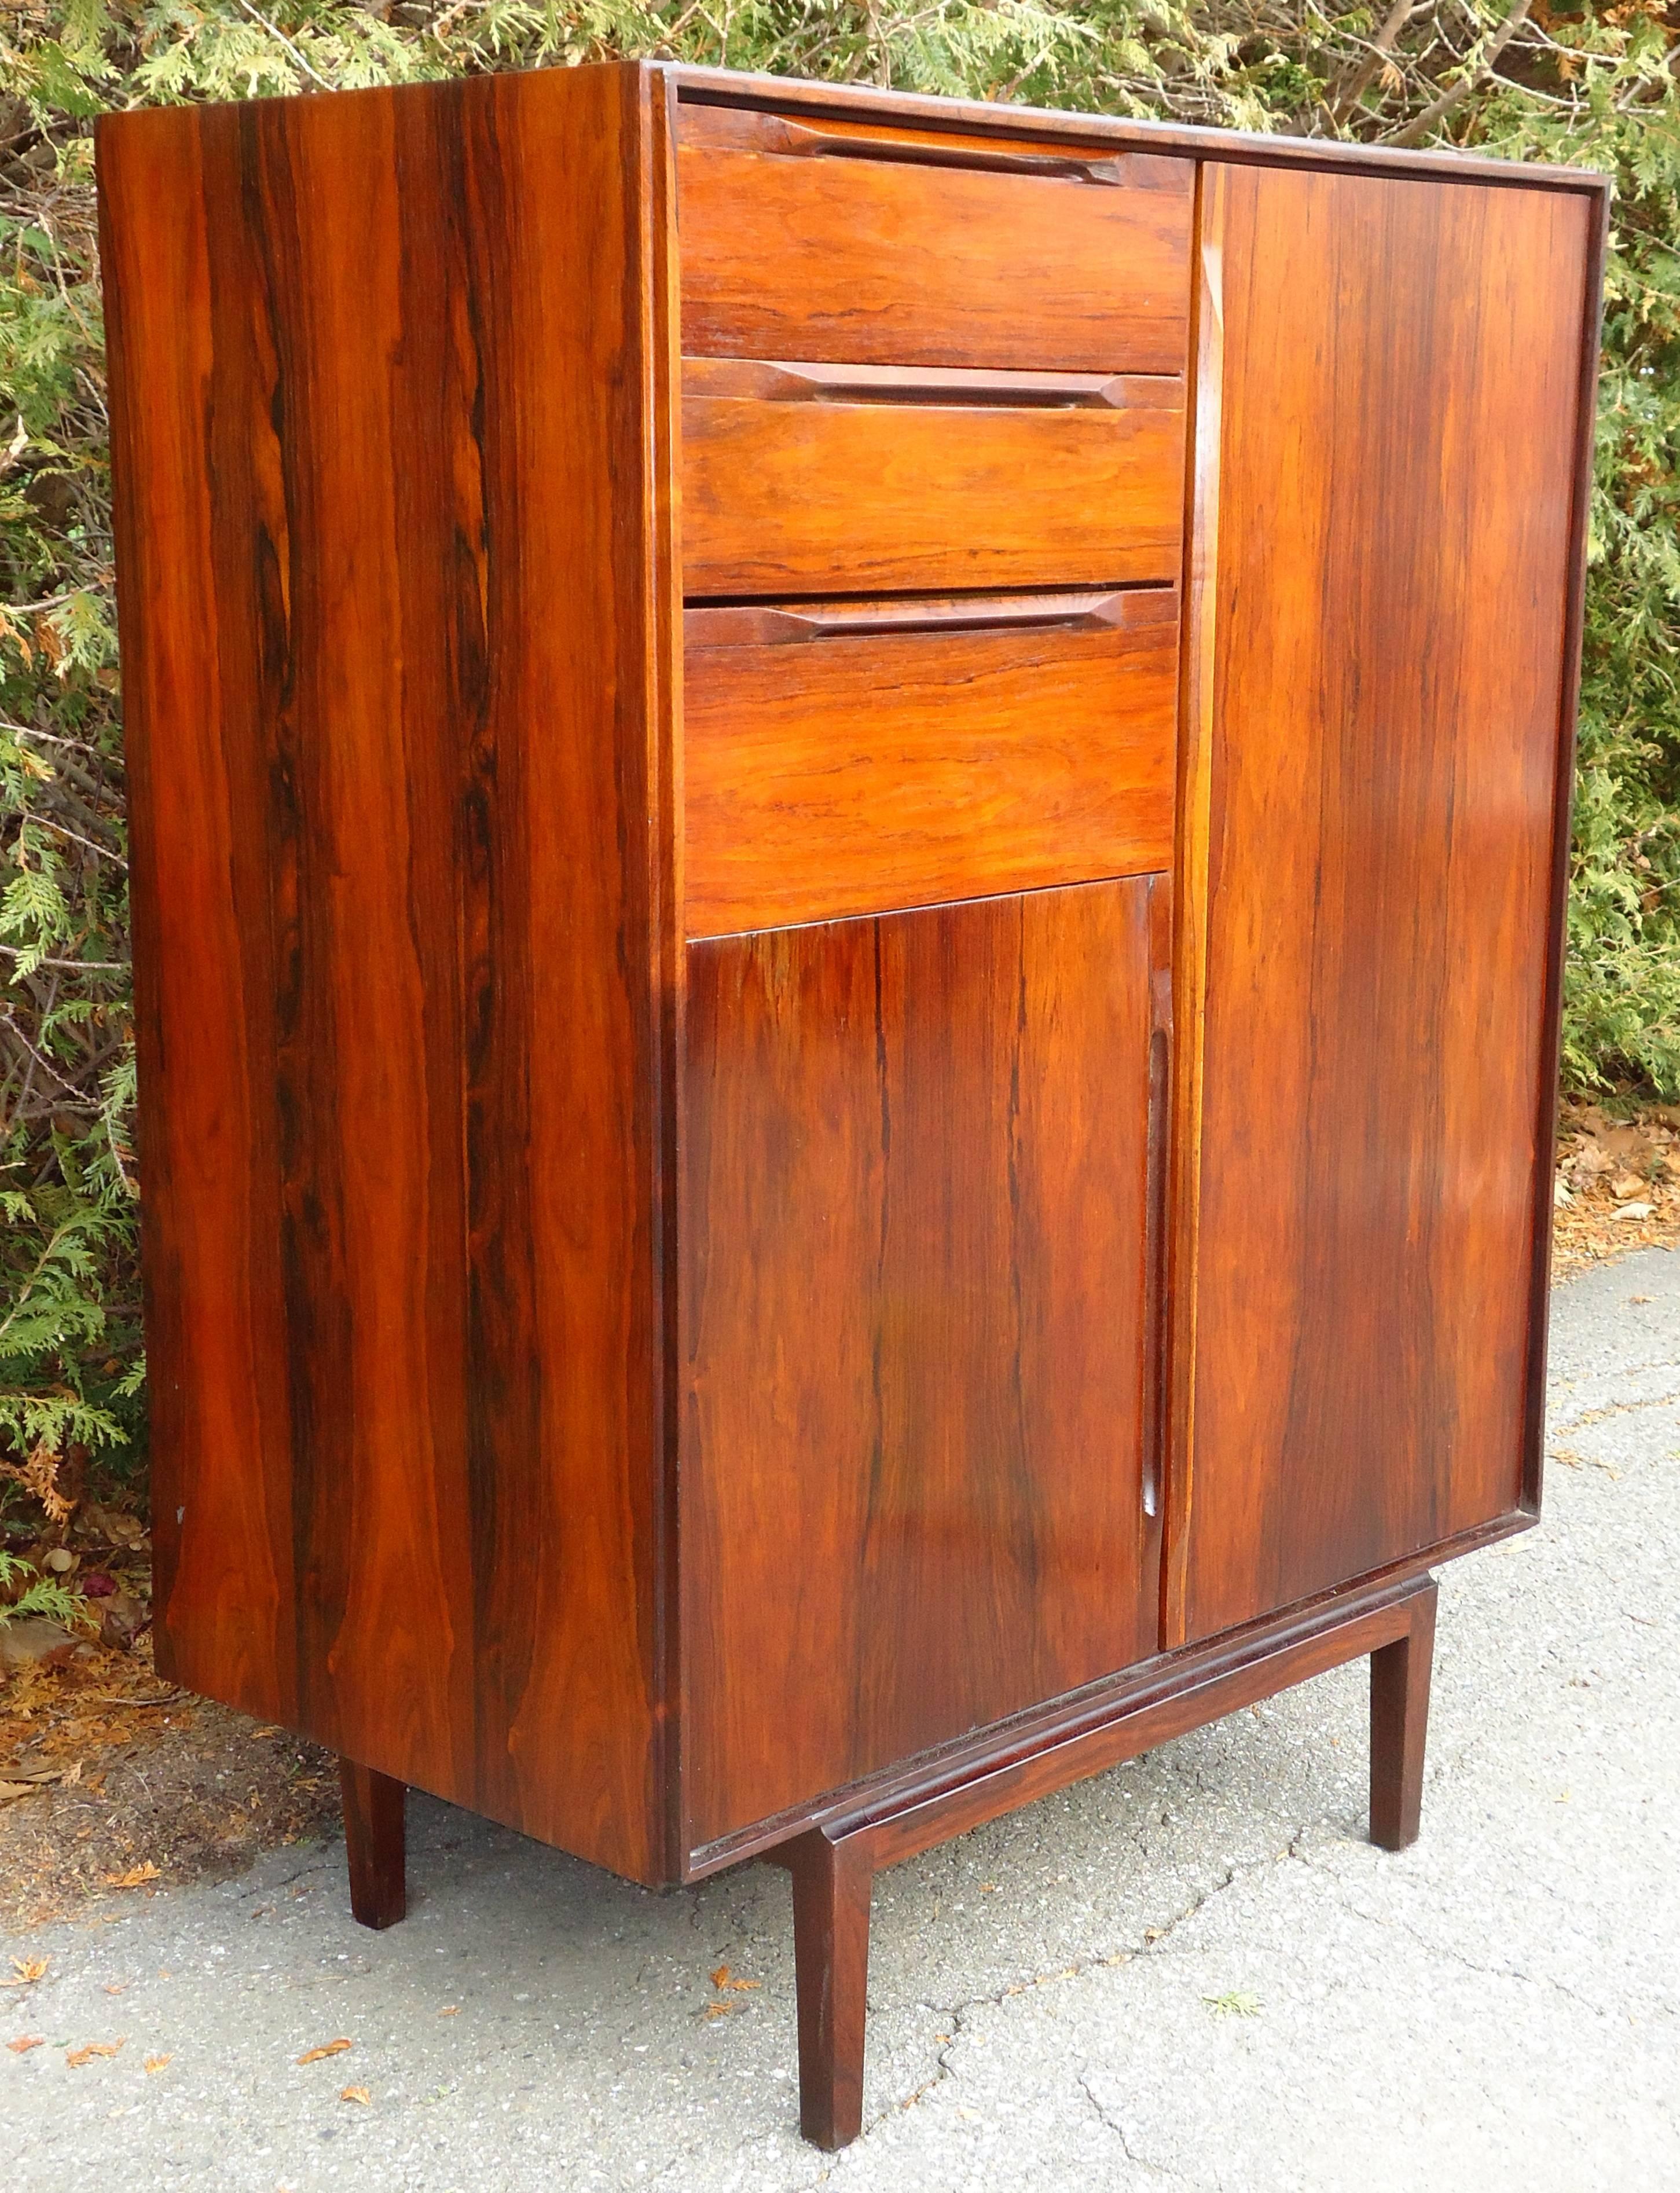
684;589;1175;649
683;102;1144;186
683;355;1178;412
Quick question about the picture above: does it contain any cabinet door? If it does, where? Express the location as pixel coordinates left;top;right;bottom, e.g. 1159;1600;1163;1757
1175;166;1597;1643
681;879;1167;1855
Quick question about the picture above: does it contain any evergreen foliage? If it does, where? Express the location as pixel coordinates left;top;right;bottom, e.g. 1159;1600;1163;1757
0;0;1674;1550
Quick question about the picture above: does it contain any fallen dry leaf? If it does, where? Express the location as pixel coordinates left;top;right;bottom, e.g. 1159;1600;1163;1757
6;2036;43;2053
65;2038;125;2067
144;2054;172;2074
297;2038;353;2065
709;1964;761;1993
103;1983;126;1996
1609;1169;1646;1200
438;2005;460;2017
102;1862;161;1890
1613;1200;1655;1221
340;2084;372;2105
3;1957;48;1986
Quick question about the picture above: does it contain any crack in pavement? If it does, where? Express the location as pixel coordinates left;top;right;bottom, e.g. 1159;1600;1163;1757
836;1839;1306;2151
1288;1852;1660;2023
232;1857;333;1903
1077;2063;1204;2184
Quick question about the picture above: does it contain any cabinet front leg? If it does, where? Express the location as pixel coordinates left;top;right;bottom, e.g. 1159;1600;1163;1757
786;1827;874;2150
1369;1579;1438;1852
339;1756;407;1930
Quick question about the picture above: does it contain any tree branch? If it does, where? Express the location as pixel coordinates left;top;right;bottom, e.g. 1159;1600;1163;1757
1323;0;1432;127
1382;0;1535;146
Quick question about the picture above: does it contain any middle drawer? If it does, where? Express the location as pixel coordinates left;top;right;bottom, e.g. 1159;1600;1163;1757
683;587;1178;938
683;359;1186;598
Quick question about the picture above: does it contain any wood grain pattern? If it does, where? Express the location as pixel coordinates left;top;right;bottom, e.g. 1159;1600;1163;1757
683;369;1186;596
1179;166;1594;1644
683;589;1178;935
676;101;1192;374
680;881;1166;1851
99;63;678;1884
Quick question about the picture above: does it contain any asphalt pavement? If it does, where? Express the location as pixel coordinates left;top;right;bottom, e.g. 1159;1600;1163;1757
4;1245;1677;2191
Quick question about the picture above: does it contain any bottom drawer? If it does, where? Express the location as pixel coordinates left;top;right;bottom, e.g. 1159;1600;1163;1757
683;586;1178;937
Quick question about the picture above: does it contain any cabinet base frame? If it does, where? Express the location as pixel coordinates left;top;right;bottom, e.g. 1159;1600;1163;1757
336;1571;1437;2151
764;1570;1436;2147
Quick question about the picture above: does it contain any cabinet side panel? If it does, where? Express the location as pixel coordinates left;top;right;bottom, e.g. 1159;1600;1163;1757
1183;168;1592;1642
681;880;1162;1851
98;64;673;1882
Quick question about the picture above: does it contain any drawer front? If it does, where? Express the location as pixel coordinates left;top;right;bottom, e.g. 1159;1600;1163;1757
677;102;1193;376
683;589;1178;937
682;361;1186;597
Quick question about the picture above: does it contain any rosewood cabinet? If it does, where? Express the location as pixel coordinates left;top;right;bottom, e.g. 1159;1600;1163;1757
98;63;1605;2150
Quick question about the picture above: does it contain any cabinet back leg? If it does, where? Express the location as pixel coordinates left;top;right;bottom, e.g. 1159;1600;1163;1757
339;1756;407;1929
1369;1579;1438;1851
786;1828;874;2150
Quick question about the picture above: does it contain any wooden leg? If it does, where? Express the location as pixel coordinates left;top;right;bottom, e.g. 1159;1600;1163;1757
1369;1579;1437;1852
786;1827;874;2151
339;1756;407;1929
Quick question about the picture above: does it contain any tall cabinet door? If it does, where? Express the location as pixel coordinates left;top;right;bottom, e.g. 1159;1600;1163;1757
1173;165;1597;1644
682;877;1168;1855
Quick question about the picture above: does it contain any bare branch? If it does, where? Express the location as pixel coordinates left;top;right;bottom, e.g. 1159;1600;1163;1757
236;0;335;90
14;813;129;869
1382;0;1535;146
1323;0;1432;127
0;943;129;974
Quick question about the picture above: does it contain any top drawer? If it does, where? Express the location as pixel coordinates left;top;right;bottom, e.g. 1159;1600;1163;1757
676;101;1193;377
